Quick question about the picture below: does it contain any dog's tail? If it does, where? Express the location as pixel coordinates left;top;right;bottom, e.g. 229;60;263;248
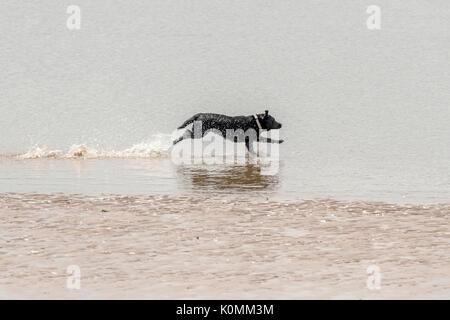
177;114;200;129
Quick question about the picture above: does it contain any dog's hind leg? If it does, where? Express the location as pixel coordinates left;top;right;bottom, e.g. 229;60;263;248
177;114;199;129
173;129;193;145
172;136;184;145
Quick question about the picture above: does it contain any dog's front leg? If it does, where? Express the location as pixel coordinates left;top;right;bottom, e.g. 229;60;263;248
245;137;256;154
259;137;284;144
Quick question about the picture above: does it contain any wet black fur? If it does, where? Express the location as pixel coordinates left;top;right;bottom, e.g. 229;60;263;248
173;110;283;152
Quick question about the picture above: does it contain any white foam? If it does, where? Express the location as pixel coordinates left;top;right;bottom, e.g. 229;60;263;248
18;134;173;159
19;145;63;159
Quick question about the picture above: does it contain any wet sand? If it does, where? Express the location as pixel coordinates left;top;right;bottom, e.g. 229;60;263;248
0;193;448;299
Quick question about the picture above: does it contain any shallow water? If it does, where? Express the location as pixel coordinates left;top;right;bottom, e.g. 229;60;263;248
1;1;449;203
1;146;449;203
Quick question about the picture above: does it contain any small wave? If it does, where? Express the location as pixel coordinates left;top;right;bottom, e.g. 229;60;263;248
17;134;173;159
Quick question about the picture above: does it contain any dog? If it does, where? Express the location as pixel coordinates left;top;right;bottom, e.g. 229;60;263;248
173;110;283;152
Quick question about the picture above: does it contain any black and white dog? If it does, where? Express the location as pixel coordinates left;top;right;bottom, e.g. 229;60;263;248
173;110;283;152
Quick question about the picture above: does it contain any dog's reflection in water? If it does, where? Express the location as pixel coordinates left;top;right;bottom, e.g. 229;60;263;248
176;163;279;192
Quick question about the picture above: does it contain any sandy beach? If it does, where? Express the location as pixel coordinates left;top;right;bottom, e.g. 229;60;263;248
1;193;448;299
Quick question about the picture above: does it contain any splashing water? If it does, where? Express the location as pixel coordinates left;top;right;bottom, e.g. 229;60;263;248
18;134;173;159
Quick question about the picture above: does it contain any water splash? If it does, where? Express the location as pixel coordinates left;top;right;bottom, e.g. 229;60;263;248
18;134;172;159
19;145;63;159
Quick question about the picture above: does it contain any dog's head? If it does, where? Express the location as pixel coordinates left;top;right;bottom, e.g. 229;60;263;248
259;110;282;130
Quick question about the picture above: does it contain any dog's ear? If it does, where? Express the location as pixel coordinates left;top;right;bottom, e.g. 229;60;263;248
265;110;269;117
